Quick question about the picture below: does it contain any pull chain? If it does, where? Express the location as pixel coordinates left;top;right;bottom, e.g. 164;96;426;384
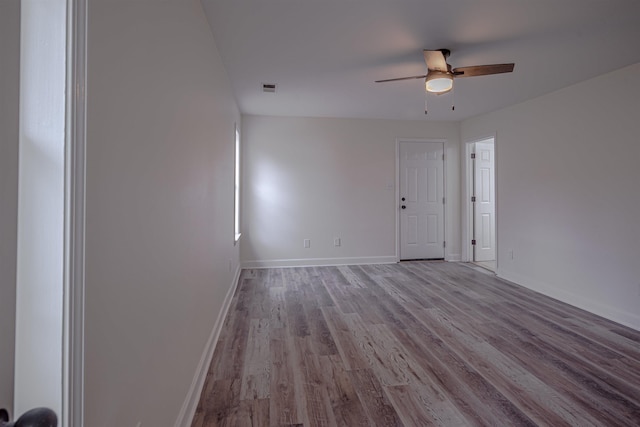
451;85;455;111
424;91;428;115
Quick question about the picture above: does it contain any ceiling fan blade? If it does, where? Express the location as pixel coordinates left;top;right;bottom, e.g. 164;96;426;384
423;49;449;72
452;63;515;77
375;74;427;83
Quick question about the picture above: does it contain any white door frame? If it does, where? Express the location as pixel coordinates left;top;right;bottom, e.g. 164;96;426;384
463;135;498;267
395;138;447;262
13;1;85;425
64;0;87;425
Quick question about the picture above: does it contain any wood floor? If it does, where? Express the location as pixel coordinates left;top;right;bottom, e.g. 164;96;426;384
192;261;640;426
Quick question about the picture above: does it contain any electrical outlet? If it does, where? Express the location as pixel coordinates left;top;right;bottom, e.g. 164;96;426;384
304;239;311;248
334;237;341;247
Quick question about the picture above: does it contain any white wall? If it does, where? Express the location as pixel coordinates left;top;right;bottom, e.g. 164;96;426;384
14;0;66;417
85;0;240;425
241;115;460;267
0;0;20;415
461;63;640;330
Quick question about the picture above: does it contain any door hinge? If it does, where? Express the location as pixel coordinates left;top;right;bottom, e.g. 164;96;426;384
442;197;445;204
443;241;446;248
442;153;445;161
471;153;476;159
471;196;476;202
471;239;476;245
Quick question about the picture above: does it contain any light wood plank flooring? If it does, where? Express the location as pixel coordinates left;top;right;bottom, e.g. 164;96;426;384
192;261;640;426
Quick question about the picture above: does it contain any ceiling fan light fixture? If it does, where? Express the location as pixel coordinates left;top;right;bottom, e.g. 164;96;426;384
425;71;453;93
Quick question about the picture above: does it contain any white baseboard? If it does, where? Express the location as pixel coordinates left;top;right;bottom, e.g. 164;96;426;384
174;265;242;427
242;256;397;269
497;269;640;332
446;253;462;262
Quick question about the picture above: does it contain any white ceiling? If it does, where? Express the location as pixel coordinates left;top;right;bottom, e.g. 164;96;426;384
202;0;640;121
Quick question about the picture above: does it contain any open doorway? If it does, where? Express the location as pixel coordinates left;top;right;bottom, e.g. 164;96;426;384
465;138;496;272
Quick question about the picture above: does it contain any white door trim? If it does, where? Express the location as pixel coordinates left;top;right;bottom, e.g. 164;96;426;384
63;0;87;425
463;135;498;267
395;138;447;262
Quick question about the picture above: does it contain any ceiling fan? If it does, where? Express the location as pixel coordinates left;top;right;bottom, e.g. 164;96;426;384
375;49;515;95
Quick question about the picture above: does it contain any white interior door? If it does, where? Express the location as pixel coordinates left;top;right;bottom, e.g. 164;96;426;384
473;141;496;261
399;141;444;260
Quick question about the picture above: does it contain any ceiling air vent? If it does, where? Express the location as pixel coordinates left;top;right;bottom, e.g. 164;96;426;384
262;83;277;93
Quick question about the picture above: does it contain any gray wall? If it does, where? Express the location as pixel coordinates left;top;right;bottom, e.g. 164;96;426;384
85;0;241;424
0;0;20;415
241;115;461;267
461;63;640;330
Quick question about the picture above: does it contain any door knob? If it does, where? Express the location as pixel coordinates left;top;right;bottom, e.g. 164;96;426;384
401;205;406;209
401;197;405;201
0;407;57;427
